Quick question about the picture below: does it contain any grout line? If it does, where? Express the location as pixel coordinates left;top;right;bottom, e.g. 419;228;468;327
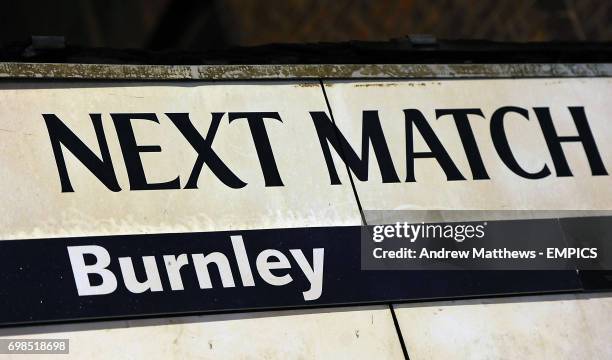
318;79;410;360
389;303;411;360
318;79;366;225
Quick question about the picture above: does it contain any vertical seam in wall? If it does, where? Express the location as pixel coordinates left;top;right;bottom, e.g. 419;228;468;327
318;79;366;224
389;304;410;360
318;79;410;360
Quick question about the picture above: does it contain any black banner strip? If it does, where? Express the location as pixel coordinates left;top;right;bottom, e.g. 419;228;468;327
0;225;586;326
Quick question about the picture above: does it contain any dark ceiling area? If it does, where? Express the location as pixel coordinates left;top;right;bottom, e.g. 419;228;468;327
1;0;610;52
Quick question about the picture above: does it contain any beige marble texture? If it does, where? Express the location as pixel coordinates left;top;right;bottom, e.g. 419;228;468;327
395;293;612;360
0;306;404;360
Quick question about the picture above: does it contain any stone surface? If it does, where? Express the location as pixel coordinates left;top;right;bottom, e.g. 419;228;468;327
395;293;612;360
0;306;404;360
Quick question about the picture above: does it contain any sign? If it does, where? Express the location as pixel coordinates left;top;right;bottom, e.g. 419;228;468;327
0;75;610;326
